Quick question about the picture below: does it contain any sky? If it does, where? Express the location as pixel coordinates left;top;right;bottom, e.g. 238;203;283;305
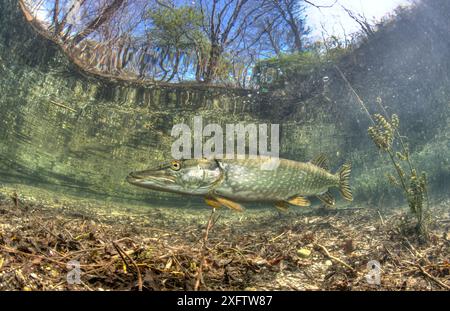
305;0;412;40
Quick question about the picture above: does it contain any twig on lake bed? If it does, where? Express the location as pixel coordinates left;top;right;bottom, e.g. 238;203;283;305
416;264;450;290
113;241;143;291
315;243;357;273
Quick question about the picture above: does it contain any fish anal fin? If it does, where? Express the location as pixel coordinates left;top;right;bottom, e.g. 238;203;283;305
213;196;244;212
316;191;336;207
287;195;311;207
310;154;329;171
275;201;289;212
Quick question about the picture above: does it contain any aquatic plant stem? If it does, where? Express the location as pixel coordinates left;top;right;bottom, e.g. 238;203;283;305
335;65;429;238
336;64;413;190
375;100;430;214
386;149;409;198
12;191;18;209
194;208;217;291
334;65;375;125
374;99;414;174
48;99;77;113
334;65;410;197
377;210;385;226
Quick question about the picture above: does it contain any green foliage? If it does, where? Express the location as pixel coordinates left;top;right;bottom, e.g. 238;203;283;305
145;5;244;83
253;52;320;88
367;102;429;240
252;46;350;90
147;6;206;51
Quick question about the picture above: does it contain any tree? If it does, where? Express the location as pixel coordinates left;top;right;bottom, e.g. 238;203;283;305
25;0;127;44
341;5;375;38
145;5;206;81
20;0;318;86
195;0;265;83
261;0;310;53
72;0;126;45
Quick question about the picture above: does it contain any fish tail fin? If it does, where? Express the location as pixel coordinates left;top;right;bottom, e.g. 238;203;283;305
337;163;353;202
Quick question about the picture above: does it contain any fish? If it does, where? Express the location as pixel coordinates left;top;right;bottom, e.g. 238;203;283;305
126;154;353;212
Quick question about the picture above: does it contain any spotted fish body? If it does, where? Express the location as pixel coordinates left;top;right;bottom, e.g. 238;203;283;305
126;155;352;211
214;158;339;202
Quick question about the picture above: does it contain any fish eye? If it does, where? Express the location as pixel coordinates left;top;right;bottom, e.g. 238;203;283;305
170;160;181;171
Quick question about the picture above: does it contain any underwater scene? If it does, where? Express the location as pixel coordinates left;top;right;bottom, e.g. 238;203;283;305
0;0;449;293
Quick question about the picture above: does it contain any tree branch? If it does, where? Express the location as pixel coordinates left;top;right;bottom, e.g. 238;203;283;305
72;0;126;45
304;0;337;9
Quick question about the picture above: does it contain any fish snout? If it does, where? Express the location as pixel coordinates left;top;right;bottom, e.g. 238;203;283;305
128;171;139;178
126;171;143;183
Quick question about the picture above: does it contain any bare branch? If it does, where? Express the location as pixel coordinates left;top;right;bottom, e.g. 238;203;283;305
304;0;338;9
72;0;126;45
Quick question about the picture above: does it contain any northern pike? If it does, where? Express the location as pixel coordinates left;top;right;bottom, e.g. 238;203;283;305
126;155;352;211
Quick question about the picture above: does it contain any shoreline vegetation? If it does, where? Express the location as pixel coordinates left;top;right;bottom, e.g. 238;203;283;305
14;0;403;90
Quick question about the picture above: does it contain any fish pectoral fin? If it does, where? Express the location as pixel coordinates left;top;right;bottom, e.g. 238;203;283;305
204;196;223;209
316;191;336;207
275;201;289;212
310;154;329;171
287;195;311;207
212;196;244;212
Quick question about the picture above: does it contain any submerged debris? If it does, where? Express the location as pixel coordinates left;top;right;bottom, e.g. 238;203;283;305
297;248;312;258
0;188;448;291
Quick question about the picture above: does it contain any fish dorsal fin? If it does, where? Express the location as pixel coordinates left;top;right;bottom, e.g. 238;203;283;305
310;154;329;171
287;195;311;207
316;191;335;207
